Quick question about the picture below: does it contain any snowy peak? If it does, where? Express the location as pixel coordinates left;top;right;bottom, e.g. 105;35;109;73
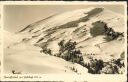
18;7;103;34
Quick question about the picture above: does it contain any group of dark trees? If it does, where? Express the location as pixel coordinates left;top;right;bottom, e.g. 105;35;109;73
101;58;125;74
57;40;84;65
104;24;124;41
84;57;125;74
84;58;104;74
40;47;52;55
90;21;124;41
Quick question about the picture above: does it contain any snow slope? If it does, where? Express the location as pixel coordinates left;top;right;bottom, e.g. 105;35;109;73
4;30;88;74
18;7;124;61
4;7;125;74
4;43;79;74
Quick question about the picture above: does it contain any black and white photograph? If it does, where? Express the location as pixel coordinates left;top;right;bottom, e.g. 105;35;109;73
0;1;127;81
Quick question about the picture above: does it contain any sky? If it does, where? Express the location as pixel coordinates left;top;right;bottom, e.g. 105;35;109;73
3;4;125;33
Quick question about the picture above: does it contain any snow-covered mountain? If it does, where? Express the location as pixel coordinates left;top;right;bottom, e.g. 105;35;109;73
18;7;125;59
4;7;125;74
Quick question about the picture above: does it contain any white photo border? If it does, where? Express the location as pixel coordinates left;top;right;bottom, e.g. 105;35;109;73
0;1;127;82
